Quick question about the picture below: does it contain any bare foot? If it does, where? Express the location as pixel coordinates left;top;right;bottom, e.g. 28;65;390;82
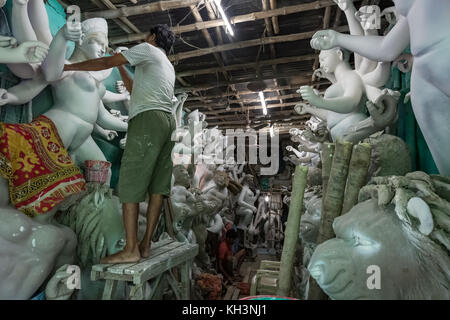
139;240;151;259
100;247;141;264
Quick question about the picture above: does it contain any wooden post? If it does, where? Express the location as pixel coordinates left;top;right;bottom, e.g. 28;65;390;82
308;140;352;300
276;165;308;297
341;143;371;214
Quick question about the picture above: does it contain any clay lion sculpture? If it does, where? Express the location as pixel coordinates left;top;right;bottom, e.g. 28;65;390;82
308;172;450;300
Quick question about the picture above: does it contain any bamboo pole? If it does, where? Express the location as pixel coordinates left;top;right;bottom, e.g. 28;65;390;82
277;165;309;297
308;140;352;300
320;142;335;201
270;0;280;34
317;140;353;243
108;0;352;44
341;143;371;214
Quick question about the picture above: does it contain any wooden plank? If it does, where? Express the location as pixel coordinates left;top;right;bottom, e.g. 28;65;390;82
91;238;174;273
166;270;182;300
123;241;185;276
94;271;134;282
102;279;118;300
129;284;145;300
102;239;176;275
147;274;164;300
152;275;168;300
180;261;191;300
134;244;198;284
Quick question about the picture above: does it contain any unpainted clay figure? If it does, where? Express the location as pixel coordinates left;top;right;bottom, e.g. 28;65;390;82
0;0;49;78
171;165;200;243
236;174;260;230
0;205;77;299
310;0;450;176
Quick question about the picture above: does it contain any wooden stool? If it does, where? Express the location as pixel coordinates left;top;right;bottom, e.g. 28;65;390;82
91;238;198;300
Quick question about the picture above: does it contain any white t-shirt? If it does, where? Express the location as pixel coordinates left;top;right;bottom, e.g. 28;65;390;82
121;42;175;119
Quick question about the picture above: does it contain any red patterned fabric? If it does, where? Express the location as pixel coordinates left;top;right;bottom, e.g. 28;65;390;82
0;116;86;217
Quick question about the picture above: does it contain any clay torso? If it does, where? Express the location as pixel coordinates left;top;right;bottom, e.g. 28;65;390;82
0;208;76;299
44;70;104;151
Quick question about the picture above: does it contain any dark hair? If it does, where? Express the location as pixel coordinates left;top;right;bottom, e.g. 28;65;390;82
226;229;238;240
149;24;175;55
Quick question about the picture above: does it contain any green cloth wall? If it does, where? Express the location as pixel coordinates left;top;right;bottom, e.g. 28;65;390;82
386;59;439;174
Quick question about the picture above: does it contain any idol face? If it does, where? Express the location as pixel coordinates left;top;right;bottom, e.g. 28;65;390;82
319;49;342;74
80;33;108;59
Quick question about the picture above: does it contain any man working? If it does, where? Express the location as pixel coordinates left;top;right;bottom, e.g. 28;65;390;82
64;24;176;263
217;229;246;284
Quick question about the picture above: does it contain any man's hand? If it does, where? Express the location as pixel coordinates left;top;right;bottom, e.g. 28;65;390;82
310;30;339;50
0;88;9;107
13;41;49;64
298;86;322;106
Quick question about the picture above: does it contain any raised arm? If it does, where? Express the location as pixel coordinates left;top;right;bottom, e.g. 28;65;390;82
92;123;118;142
0;72;47;106
335;0;364;36
294;102;329;121
102;90;130;104
311;16;410;62
334;0;364;70
64;54;129;72
41;24;81;82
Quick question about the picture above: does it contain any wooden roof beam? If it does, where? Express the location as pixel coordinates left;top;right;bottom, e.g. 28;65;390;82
84;0;202;19
169;26;348;62
108;0;354;44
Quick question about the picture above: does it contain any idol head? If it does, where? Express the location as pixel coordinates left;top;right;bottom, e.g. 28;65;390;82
173;165;190;188
213;170;229;188
79;18;108;59
318;48;350;74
